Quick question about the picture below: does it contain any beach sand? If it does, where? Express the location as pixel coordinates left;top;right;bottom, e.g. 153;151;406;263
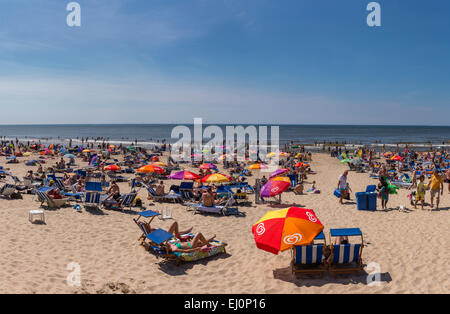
0;153;448;294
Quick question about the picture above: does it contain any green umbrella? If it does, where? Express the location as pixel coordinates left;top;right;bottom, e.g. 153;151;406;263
339;159;352;164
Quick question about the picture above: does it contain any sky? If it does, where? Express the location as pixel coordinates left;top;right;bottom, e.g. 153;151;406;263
0;0;449;125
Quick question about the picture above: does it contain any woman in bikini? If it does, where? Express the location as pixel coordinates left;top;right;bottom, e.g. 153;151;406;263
169;233;217;253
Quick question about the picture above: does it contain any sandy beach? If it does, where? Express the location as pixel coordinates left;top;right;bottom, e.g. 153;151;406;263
0;152;448;294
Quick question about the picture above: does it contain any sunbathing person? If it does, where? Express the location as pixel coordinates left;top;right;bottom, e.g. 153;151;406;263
105;180;121;201
200;188;216;207
155;181;165;196
294;182;304;194
335;236;349;244
166;221;194;241
168;233;216;253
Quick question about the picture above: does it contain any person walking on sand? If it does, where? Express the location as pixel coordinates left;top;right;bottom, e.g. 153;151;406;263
337;170;349;204
429;170;444;210
414;175;426;210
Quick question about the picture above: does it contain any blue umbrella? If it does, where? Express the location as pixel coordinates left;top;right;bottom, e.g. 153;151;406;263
64;154;76;159
6;156;16;160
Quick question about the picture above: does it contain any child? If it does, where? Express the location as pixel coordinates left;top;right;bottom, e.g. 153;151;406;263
414;175;425;210
378;177;389;210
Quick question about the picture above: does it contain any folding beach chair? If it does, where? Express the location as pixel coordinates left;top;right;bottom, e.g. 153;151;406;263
119;193;137;210
84;192;102;210
179;181;194;199
0;183;16;198
329;228;364;276
85;181;103;192
145;228;227;265
35;188;69;209
133;210;161;245
146;186;183;203
216;185;234;198
291;231;327;278
187;197;238;216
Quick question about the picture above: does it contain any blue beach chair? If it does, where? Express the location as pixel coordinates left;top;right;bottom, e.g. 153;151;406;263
291;231;327;277
84;192;102;210
329;228;364;276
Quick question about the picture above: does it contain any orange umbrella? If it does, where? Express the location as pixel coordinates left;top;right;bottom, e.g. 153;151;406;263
252;207;324;255
137;165;164;174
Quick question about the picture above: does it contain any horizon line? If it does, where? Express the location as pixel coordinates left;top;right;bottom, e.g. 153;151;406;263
0;123;450;127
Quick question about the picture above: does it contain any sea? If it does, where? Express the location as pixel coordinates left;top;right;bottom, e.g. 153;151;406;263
0;124;449;150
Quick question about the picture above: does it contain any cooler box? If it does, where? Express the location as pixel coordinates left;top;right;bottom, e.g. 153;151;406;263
367;193;377;211
334;189;341;198
356;192;368;210
356;192;377;211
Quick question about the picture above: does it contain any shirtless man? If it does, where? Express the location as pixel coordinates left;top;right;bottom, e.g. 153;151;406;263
106;180;121;201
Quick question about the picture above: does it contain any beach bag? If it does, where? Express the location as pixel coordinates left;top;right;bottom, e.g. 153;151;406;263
134;197;142;207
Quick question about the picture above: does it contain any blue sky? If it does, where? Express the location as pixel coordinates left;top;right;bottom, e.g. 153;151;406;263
0;0;449;125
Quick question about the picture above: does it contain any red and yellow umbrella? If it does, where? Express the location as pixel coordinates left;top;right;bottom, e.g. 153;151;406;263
391;155;403;161
252;207;324;255
104;164;121;171
137;165;165;174
201;173;231;183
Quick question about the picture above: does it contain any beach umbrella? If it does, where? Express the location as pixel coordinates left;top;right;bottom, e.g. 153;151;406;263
23;152;32;157
248;163;268;170
391;155;403;161
64;154;76;159
260;177;291;198
201;173;231;183
82;149;91;153
269;168;289;179
339;159;352;164
151;156;160;162
266;152;277;158
295;162;308;168
384;152;393;158
252;207;324;255
137;165;164;174
104;165;121;171
6;156;16;160
168;171;201;180
199;163;217;170
151;162;167;167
